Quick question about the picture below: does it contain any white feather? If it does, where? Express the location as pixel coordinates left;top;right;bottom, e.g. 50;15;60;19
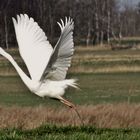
0;14;77;101
12;14;53;81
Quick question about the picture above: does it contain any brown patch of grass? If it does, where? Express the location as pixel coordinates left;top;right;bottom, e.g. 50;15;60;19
70;65;140;73
0;104;140;129
76;45;111;51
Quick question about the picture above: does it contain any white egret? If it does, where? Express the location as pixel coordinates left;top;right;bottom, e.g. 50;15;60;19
0;14;83;124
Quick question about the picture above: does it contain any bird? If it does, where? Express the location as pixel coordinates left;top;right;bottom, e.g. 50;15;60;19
0;14;83;123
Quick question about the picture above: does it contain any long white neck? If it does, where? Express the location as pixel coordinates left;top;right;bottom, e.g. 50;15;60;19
0;48;33;89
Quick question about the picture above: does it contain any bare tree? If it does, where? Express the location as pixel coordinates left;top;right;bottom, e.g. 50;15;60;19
3;0;11;49
0;0;139;48
107;0;111;44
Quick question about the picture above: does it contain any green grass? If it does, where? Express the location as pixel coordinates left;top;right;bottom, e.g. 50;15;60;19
2;49;140;74
110;37;140;45
0;72;140;106
1;46;140;139
111;39;140;45
0;48;140;106
1;125;140;140
73;49;140;67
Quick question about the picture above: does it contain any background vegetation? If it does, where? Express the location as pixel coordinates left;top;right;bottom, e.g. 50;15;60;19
0;45;140;139
0;0;140;49
0;0;140;139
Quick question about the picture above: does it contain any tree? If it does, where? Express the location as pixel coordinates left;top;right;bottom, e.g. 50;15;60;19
0;0;139;48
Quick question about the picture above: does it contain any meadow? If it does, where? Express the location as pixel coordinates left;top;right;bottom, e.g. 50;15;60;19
1;73;140;106
1;43;140;139
2;125;140;140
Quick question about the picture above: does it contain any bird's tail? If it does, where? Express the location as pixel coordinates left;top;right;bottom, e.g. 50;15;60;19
64;79;79;89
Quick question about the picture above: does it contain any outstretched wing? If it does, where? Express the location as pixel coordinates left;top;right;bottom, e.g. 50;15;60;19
12;14;53;81
40;17;74;81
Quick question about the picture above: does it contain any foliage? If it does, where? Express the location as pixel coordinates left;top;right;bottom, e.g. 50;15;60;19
1;72;140;106
1;47;140;106
0;42;140;138
0;0;140;48
1;125;140;140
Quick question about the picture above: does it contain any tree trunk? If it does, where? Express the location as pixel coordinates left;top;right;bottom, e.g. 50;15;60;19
4;15;9;50
100;0;106;45
100;30;104;46
86;22;91;46
107;0;111;44
94;0;99;45
95;12;99;44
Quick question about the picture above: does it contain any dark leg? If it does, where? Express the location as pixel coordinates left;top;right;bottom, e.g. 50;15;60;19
58;96;84;126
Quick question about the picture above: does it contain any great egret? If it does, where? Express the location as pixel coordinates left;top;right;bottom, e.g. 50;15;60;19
0;14;83;123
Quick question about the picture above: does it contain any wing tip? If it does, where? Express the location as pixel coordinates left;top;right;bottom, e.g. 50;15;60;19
12;17;17;27
14;13;30;23
57;17;74;32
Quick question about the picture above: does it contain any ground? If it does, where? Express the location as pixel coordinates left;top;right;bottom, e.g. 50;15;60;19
0;38;140;139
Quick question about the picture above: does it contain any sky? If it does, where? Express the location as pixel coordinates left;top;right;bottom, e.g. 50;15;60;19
120;0;140;6
119;0;140;11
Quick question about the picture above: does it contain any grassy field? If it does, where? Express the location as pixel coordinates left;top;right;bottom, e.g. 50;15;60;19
0;72;140;106
1;125;140;140
1;46;140;74
1;44;140;139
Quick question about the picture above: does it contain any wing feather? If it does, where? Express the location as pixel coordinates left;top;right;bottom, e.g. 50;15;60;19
40;17;74;81
12;14;53;81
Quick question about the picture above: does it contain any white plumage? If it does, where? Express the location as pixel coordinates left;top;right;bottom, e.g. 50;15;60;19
12;14;53;81
0;14;77;101
0;14;84;124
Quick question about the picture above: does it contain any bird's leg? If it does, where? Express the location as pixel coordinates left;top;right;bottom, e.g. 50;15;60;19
58;96;84;126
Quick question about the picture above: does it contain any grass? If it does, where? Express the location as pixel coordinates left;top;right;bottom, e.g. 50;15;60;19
1;72;140;106
1;125;140;140
1;104;140;129
2;47;140;74
72;48;140;73
110;37;140;46
1;44;140;139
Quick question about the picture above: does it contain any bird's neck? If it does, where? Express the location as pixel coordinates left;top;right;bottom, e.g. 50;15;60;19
0;50;33;90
